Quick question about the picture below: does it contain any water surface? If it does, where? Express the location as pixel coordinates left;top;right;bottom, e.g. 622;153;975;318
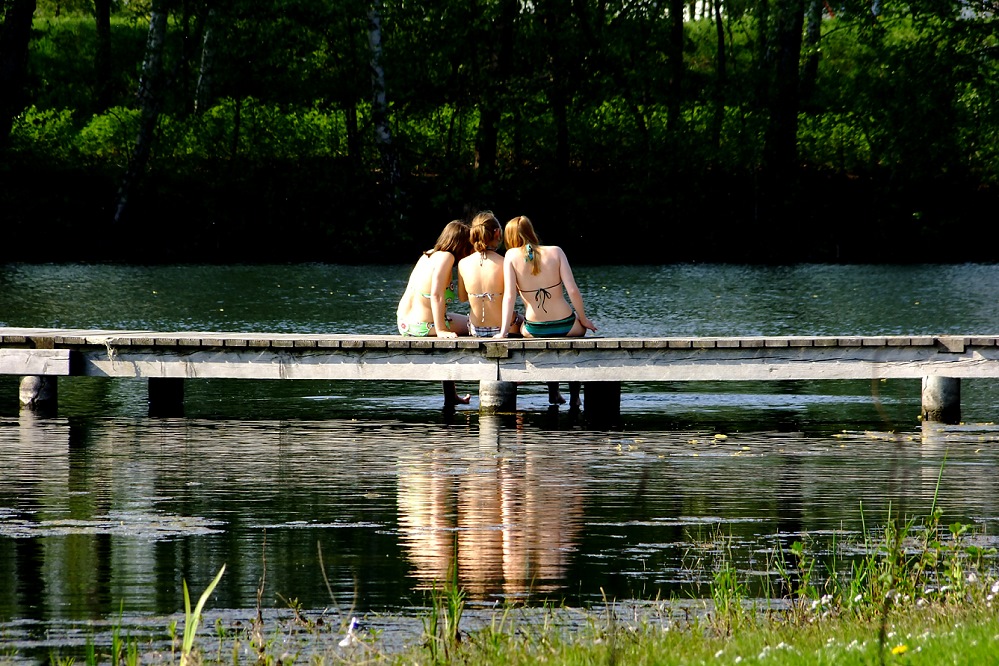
2;263;999;659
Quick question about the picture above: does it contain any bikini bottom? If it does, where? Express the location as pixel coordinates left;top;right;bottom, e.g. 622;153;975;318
523;313;576;337
470;312;524;338
469;323;500;337
398;318;450;337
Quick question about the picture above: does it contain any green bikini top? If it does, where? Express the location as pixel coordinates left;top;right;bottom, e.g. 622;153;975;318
422;281;457;304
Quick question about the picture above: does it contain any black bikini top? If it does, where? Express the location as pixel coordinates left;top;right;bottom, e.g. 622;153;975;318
519;281;561;313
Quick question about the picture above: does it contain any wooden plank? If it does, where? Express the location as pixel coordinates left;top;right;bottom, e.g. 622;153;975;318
77;348;497;381
496;345;999;382
937;336;967;353
0;349;73;375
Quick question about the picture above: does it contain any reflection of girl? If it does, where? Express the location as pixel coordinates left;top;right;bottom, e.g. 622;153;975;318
456;211;522;337
397;220;472;405
496;215;596;407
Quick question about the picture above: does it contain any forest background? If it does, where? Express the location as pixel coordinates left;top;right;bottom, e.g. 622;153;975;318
1;0;997;264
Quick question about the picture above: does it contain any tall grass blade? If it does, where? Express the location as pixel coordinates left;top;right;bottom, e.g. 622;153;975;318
180;564;226;666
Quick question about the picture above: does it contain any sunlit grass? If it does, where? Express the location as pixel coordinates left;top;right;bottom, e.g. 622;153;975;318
27;464;999;665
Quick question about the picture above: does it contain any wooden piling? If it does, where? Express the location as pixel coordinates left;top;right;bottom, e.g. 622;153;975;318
921;376;960;424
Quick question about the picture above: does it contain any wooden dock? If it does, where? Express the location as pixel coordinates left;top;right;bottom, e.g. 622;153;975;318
4;327;999;422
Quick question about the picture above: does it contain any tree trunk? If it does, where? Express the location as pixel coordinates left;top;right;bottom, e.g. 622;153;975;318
765;0;805;176
710;0;727;150
114;1;169;224
540;1;570;172
800;0;823;107
474;0;516;175
194;7;216;113
667;0;685;134
0;0;36;150
94;0;113;111
367;0;400;189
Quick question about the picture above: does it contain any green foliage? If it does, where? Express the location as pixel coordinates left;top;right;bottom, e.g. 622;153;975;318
8;106;78;159
6;3;999;262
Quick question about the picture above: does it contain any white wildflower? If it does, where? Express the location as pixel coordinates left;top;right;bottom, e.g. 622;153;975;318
991;581;999;594
853;593;863;603
968;573;978;584
714;649;724;658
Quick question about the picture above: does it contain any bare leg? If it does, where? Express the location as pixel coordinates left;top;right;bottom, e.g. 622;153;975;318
443;381;471;406
568;382;582;409
548;382;566;405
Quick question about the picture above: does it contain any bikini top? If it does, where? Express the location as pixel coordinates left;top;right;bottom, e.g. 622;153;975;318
421;281;456;304
467;291;501;322
519;281;562;313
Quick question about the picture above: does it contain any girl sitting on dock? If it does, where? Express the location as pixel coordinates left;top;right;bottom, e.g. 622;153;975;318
397;219;473;405
495;215;597;406
456;211;523;338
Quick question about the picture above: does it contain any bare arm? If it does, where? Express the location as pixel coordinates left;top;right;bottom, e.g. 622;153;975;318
558;248;597;333
456;261;469;303
430;252;457;338
495;254;519;338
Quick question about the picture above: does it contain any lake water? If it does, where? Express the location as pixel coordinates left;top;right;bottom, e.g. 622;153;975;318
2;262;999;658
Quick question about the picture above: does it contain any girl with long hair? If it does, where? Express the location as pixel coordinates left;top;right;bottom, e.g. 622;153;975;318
397;219;473;404
496;215;597;405
456;211;523;337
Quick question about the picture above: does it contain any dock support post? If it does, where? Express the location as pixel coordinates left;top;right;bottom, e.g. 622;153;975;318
19;376;57;415
921;376;960;424
479;380;517;413
148;377;185;417
583;381;621;427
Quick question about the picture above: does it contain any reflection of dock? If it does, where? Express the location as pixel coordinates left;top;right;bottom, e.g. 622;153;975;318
4;327;999;422
396;415;583;599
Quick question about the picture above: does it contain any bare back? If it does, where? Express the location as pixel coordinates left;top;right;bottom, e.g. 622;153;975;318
504;245;574;322
457;250;506;327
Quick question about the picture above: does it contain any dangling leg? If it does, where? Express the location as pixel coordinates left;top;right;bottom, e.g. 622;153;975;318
443;381;471;406
568;382;582;409
548;382;566;405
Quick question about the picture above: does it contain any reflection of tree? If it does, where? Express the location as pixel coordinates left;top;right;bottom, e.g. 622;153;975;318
396;416;584;600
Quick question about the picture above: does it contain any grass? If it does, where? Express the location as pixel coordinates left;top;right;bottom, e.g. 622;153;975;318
20;466;999;665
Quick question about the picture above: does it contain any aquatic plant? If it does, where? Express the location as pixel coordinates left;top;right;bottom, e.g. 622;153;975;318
422;561;466;664
181;564;226;666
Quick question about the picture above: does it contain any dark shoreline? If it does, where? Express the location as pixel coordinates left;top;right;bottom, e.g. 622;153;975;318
4;159;997;265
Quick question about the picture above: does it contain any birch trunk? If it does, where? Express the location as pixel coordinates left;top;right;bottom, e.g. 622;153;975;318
114;1;168;224
194;7;216;113
710;0;727;150
800;0;823;106
367;0;400;188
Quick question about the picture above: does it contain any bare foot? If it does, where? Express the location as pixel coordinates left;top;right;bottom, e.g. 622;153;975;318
549;393;566;405
445;393;472;406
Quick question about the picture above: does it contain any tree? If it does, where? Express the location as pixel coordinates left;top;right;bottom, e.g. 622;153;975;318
763;0;805;178
114;0;169;224
0;0;36;150
474;0;518;176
